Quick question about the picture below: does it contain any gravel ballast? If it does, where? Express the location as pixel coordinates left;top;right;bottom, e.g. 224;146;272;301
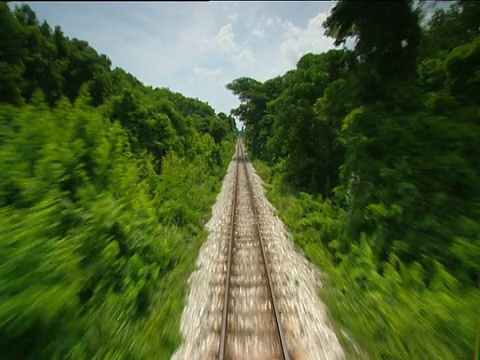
172;146;344;360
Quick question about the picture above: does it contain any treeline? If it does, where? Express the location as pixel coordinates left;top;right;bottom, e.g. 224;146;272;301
0;3;236;359
228;0;479;358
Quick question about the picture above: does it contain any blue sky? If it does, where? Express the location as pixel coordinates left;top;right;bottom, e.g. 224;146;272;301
10;1;338;115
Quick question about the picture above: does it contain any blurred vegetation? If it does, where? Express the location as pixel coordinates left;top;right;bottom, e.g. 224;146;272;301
0;3;236;359
230;0;480;358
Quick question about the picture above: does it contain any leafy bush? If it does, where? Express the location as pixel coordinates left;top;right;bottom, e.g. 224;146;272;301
255;159;479;359
0;95;235;359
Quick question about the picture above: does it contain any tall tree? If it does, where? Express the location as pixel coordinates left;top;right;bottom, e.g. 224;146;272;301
324;0;421;101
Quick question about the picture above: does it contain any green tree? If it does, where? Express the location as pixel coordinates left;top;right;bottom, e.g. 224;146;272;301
0;5;237;359
324;0;421;102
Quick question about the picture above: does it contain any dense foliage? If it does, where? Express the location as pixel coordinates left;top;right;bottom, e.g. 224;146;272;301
229;0;480;358
0;3;236;359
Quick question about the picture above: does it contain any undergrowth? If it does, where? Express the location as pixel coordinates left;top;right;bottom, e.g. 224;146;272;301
254;159;479;360
0;97;235;359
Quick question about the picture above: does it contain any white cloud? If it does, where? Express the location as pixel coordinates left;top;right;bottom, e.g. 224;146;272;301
235;48;256;66
251;28;266;38
217;24;237;52
197;20;258;74
193;65;224;79
265;16;281;27
268;11;335;77
200;23;238;54
228;13;238;21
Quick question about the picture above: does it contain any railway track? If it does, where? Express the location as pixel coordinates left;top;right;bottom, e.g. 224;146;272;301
218;140;290;360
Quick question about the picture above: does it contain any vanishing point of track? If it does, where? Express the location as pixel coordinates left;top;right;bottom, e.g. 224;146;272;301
218;140;290;360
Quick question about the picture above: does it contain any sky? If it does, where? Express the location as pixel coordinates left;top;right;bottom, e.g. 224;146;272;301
10;1;338;117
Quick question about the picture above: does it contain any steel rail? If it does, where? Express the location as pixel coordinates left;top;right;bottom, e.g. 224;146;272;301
219;139;290;360
219;140;240;360
240;142;290;360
